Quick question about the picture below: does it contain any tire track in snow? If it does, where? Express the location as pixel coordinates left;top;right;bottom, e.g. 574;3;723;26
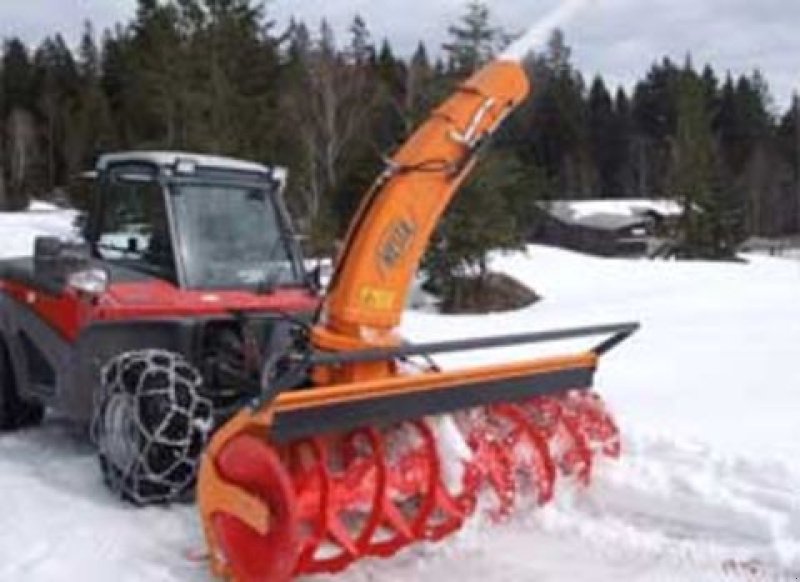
531;429;800;581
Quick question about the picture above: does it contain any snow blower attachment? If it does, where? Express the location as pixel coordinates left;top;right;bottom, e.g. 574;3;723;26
197;58;639;582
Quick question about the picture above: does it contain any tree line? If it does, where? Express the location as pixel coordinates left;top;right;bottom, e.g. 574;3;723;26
1;0;798;269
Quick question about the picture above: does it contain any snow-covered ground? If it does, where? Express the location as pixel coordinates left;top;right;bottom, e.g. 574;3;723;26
2;207;800;581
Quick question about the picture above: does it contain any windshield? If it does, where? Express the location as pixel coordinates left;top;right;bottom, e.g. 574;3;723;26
171;183;304;290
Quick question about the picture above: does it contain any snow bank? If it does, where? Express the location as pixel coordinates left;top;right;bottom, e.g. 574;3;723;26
0;204;79;258
27;200;59;212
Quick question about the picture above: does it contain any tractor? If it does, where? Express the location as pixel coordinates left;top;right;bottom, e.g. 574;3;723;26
0;152;319;502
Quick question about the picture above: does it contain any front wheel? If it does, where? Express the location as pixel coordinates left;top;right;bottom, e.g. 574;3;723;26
91;350;213;505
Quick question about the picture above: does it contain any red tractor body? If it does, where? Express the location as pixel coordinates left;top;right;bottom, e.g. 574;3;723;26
0;152;319;502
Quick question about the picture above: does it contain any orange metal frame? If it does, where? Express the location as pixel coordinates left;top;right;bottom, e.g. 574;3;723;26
313;60;530;377
275;352;595;413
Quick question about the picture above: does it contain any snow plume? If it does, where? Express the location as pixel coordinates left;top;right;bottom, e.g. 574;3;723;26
500;0;594;62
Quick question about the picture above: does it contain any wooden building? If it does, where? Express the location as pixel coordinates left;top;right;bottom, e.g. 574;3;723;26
530;199;683;257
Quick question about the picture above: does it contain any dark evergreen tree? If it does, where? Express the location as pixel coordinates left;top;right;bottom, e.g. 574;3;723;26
671;67;738;257
348;15;374;65
442;1;498;75
2;39;40;208
422;1;535;309
0;1;797;256
33;34;81;190
2;39;35;114
516;31;588;197
587;77;618;196
612;87;634;196
777;96;800;232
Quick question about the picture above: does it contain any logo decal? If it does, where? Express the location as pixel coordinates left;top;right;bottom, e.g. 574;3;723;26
377;217;417;276
359;287;396;311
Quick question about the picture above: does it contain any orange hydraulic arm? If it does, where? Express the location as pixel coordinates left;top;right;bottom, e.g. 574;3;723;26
313;60;530;360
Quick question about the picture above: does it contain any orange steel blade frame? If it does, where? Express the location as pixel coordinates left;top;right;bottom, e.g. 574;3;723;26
198;353;624;582
197;59;630;582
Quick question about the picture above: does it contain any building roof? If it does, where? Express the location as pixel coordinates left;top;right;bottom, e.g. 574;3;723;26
539;198;683;230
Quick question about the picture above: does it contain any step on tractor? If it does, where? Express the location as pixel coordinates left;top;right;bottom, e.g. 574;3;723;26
0;46;638;582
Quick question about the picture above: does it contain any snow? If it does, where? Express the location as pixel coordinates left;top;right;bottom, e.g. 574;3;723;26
0;203;80;258
500;0;591;62
2;208;800;581
546;198;684;220
398;247;800;580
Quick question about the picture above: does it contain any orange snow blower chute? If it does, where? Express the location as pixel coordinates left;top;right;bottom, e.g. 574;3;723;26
197;58;639;582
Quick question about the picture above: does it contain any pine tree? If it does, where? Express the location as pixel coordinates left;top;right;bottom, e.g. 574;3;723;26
424;152;527;310
612;87;634;196
190;0;278;155
33;34;81;190
517;31;588;196
371;38;407;150
422;1;531;309
587;77;616;196
128;1;185;146
671;68;735;257
545;29;571;75
68;22;114;190
2;39;38;207
404;42;433;129
775;95;800;232
348;15;373;65
442;1;498;75
631;58;681;198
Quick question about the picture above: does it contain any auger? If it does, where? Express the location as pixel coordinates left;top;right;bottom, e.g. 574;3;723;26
196;11;639;582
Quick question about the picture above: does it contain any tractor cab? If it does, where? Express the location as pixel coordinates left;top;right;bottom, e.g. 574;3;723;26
86;152;308;292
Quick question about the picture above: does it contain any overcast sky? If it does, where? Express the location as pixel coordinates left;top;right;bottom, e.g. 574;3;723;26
2;0;798;111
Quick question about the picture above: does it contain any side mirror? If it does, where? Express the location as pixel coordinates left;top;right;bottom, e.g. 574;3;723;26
33;236;101;294
34;236;64;264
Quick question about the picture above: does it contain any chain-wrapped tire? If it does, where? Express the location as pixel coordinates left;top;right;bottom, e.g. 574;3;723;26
0;341;44;431
91;350;213;505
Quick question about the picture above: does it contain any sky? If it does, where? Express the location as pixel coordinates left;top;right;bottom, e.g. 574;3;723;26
1;0;798;112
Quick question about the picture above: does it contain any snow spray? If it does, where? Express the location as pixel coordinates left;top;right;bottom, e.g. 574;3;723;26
500;0;593;62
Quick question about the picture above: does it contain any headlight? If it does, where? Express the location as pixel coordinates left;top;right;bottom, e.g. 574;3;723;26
67;268;109;296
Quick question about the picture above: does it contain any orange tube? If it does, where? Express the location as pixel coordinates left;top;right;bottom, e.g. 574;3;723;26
315;60;530;353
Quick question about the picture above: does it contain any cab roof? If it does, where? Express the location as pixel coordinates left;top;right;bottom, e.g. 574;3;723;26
96;151;274;176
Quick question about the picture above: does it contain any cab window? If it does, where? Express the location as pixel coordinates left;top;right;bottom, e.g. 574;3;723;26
96;175;177;283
